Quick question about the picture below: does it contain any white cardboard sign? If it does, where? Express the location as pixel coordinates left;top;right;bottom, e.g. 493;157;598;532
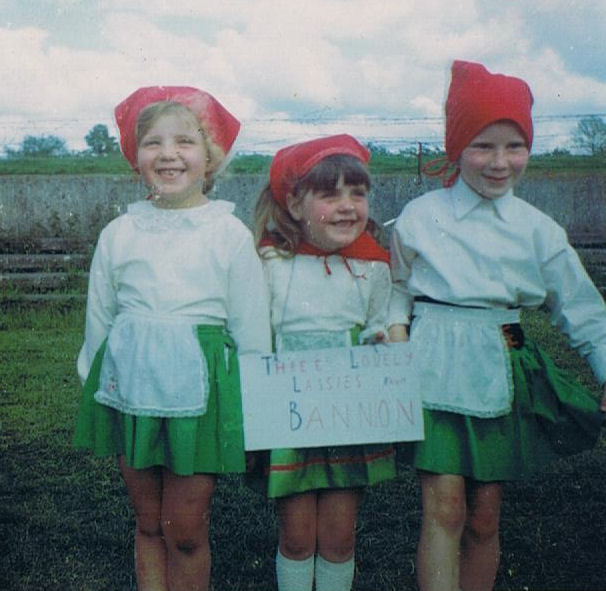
239;342;423;450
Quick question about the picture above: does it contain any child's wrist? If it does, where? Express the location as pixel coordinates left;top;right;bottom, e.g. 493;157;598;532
388;324;409;342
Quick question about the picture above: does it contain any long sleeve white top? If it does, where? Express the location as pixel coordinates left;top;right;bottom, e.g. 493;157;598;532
77;199;270;383
261;248;392;345
389;179;606;385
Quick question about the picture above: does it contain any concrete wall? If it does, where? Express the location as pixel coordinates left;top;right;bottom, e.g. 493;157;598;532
1;172;605;251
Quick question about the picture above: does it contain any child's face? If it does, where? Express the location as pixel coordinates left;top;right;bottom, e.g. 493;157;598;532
459;121;529;200
137;111;209;208
287;175;369;251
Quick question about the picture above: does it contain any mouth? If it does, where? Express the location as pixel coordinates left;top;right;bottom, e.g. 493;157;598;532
155;168;186;180
484;175;509;183
330;219;357;228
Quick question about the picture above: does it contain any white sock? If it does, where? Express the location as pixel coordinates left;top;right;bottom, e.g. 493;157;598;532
314;554;355;591
275;550;314;591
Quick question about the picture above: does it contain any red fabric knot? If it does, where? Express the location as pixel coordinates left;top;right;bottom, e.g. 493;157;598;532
422;156;461;188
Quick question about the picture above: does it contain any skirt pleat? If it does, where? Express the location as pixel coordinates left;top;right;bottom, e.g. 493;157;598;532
264;443;396;498
73;325;246;475
409;337;603;481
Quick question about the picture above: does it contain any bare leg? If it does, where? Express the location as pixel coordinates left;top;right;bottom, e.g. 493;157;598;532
316;488;361;562
417;471;467;591
459;481;502;591
161;470;216;591
276;491;318;559
118;456;168;591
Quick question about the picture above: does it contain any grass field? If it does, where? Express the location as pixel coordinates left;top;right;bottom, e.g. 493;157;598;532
1;301;604;590
0;151;604;176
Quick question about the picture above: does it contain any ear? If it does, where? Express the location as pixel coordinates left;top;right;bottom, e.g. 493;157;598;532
286;193;303;221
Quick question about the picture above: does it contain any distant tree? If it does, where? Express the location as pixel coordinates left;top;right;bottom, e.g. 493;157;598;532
6;134;68;158
572;115;606;155
551;147;571;157
85;124;119;155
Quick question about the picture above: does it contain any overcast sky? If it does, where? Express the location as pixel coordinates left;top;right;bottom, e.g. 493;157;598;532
2;0;606;154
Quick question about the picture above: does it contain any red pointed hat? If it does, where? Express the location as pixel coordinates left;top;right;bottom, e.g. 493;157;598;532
269;134;370;207
445;60;534;162
115;86;241;169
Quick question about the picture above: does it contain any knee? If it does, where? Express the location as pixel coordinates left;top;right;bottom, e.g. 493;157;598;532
318;523;356;562
135;513;163;539
162;517;208;555
466;504;500;542
426;493;467;533
172;535;204;556
280;528;315;560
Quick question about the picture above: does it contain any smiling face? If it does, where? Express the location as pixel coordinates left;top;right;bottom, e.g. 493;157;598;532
287;175;369;251
459;121;530;200
137;109;209;209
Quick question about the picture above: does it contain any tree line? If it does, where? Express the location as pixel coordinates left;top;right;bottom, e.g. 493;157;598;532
3;116;606;159
5;124;119;158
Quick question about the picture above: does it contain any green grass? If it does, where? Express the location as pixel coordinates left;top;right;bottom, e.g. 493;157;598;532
2;151;604;176
1;302;604;590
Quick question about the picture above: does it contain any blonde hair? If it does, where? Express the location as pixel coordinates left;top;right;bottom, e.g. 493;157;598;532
253;154;384;258
136;101;226;193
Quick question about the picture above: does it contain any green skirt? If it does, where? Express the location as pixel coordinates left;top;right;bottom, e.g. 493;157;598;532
409;337;603;481
261;443;396;498
73;325;246;475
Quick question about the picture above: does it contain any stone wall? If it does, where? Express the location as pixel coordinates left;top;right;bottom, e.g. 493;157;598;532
1;172;605;251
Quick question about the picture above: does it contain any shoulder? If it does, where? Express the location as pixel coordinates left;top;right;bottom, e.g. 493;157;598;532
394;187;450;238
209;201;250;233
509;195;567;237
97;209;135;241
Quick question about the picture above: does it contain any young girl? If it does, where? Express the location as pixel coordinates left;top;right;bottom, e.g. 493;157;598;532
253;134;397;591
74;86;270;591
388;60;606;591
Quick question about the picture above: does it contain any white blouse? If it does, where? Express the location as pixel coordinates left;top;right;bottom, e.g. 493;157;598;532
389;179;606;386
77;200;271;405
261;247;392;347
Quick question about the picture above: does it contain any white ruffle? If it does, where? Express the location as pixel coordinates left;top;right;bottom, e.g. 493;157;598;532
95;312;210;417
127;199;235;232
410;303;519;418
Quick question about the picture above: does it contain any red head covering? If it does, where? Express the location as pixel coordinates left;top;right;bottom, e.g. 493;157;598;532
269;134;370;207
445;60;534;162
115;86;241;170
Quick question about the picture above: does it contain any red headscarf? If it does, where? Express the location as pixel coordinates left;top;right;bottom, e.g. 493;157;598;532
269;134;370;207
115;86;241;170
425;60;534;186
263;135;386;267
260;232;390;266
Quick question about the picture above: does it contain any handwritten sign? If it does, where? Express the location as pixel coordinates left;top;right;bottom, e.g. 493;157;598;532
239;342;423;450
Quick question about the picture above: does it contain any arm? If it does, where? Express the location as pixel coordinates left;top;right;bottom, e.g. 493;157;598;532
387;217;416;341
226;232;271;355
541;232;606;389
77;231;118;383
359;261;392;344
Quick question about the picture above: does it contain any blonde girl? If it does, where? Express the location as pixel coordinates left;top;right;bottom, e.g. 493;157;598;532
74;86;270;591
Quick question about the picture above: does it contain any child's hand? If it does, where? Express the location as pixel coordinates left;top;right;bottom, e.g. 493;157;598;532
388;324;409;343
367;331;388;344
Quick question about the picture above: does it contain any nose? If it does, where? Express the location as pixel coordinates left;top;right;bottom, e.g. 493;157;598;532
337;195;356;211
159;141;178;159
490;147;508;168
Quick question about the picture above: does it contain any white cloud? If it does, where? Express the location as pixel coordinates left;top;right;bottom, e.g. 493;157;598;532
1;1;605;154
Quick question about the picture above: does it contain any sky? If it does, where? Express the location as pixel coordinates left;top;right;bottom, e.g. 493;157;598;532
1;0;606;155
